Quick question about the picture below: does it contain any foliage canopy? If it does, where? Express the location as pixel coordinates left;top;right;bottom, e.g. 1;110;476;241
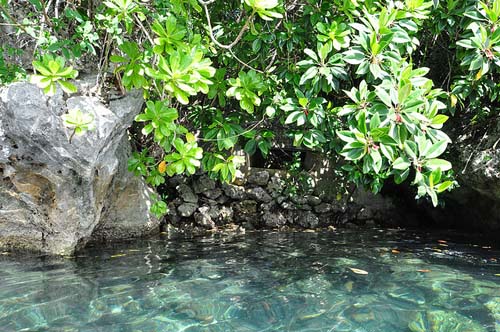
1;0;500;216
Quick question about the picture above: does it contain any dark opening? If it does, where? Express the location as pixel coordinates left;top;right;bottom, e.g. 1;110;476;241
249;148;306;170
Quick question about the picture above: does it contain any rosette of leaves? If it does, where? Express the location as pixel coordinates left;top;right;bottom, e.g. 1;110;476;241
110;41;149;90
164;135;204;176
281;91;328;148
30;55;78;96
147;48;216;104
316;20;351;51
62;109;95;143
134;100;179;147
151;16;187;54
203;153;246;183
226;70;267;114
297;42;347;93
344;8;416;80
244;0;283;21
336;63;455;205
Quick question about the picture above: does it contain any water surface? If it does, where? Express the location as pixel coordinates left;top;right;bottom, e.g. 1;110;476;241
0;229;499;331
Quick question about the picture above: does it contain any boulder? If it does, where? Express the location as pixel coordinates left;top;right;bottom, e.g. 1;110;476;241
262;210;287;228
248;170;270;186
0;82;159;255
177;203;198;217
295;211;319;228
222;183;247;200
314;202;332;214
247;186;272;203
192;174;216;194
176;184;198;203
194;206;215;229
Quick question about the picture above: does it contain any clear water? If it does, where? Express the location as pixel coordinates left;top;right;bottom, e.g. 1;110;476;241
0;229;499;332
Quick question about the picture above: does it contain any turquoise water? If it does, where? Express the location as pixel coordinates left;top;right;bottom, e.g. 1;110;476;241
0;229;499;332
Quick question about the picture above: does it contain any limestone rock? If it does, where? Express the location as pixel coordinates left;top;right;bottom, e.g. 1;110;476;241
222;183;247;200
192;174;216;194
176;184;198;203
248;170;270;186
194;206;215;229
233;170;246;186
314;202;332;214
263;210;287;228
177;203;198;217
0;82;159;255
296;211;319;228
247;187;272;203
231;200;258;223
202;188;222;200
305;195;322;206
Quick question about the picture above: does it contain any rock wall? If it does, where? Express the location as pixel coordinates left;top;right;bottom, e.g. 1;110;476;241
164;167;409;233
0;81;159;255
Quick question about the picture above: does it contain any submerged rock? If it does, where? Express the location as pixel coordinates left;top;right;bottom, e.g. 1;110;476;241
0;82;159;255
409;310;487;332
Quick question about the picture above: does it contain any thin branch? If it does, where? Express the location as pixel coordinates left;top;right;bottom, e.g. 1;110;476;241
228;48;264;73
198;0;254;50
134;14;155;46
199;116;267;143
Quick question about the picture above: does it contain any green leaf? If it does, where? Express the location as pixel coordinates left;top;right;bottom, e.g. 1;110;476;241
58;80;78;94
424;140;448;159
425;158;452;171
393;156;411;170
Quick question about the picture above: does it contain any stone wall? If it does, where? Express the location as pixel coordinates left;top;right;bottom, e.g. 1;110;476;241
164;166;409;233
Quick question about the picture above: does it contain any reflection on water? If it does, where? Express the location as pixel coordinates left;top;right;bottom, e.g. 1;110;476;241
0;229;499;331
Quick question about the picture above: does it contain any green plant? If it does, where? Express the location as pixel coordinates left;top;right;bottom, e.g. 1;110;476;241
30;55;78;96
8;0;500;216
61;109;95;143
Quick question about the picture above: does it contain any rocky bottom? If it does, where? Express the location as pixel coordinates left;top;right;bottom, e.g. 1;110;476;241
0;229;499;332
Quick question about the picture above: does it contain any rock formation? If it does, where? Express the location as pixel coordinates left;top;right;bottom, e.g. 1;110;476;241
0;81;159;255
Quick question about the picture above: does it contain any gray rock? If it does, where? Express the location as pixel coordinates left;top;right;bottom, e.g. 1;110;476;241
177;203;198;217
267;174;284;197
247;187;272;203
192;174;216;194
233;169;246;186
166;202;181;225
314;202;332;214
248;170;270;186
306;195;322;206
231;200;258;222
167;175;186;188
261;202;276;211
222;183;247;200
263;210;287;228
280;201;296;210
176;184;198;203
202;188;222;200
298;204;312;211
0;82;159;255
216;194;229;205
276;196;287;204
207;206;220;220
291;195;308;205
194;206;215;229
219;206;233;222
296;211;319;228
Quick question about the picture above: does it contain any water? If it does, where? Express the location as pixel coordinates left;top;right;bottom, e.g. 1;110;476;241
0;229;499;332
